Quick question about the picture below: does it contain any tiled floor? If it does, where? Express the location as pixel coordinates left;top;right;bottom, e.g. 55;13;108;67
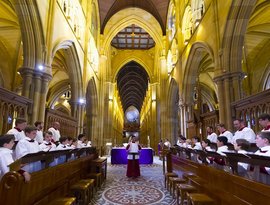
90;156;176;205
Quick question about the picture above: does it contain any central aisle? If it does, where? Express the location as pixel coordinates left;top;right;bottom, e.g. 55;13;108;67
90;157;176;205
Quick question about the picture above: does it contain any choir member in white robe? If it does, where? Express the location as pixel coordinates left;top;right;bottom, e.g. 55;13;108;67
206;126;218;143
15;126;41;172
7;118;27;141
77;134;87;148
39;131;56;152
258;113;270;131
232;119;256;143
126;136;141;178
212;136;229;170
233;139;250;177
48;121;61;143
164;139;171;148
0;134;31;182
34;121;44;144
254;132;270;184
216;123;233;143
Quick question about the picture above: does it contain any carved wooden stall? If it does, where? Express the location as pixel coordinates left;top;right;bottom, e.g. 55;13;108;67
168;147;270;204
200;110;219;138
232;89;270;132
0;87;32;134
0;147;99;205
45;108;78;137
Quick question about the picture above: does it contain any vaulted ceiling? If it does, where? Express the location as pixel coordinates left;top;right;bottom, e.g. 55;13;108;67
117;61;149;112
97;0;170;35
111;24;155;49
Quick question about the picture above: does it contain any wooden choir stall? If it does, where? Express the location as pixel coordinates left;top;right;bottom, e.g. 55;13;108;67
0;147;107;205
165;146;270;205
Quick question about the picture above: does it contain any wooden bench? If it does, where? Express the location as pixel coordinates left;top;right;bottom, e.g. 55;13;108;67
176;184;197;205
70;179;94;205
187;193;215;205
89;157;107;182
0;147;98;205
48;197;76;205
169;150;270;205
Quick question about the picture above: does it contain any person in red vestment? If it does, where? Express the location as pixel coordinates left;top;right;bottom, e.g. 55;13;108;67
126;136;141;178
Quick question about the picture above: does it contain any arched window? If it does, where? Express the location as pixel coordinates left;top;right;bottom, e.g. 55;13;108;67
191;0;205;27
168;3;176;41
182;6;193;44
263;70;270;90
167;50;173;74
91;2;98;44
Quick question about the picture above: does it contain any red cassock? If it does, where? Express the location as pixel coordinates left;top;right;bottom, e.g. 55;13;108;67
126;142;141;177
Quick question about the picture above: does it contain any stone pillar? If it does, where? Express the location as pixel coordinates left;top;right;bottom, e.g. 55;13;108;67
224;77;233;130
39;74;51;121
159;53;167;141
97;54;107;148
19;67;34;99
31;73;42;124
77;103;85;134
215;78;226;124
232;72;244;101
179;99;187;137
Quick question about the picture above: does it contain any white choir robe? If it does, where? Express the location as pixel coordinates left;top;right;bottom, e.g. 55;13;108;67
55;144;70;164
214;145;229;171
0;147;13;179
216;145;228;156
77;140;87;148
232;127;256;143
35;130;43;144
254;145;270;184
48;127;61;142
193;142;202;150
207;133;218;143
15;137;42;173
219;130;233;143
237;150;250;177
7;128;26;141
191;142;202;162
39;141;56;152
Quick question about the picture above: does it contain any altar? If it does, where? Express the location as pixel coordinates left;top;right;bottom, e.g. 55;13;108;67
111;147;154;164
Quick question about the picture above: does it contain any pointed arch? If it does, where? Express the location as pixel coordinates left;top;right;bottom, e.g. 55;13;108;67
85;77;98;139
52;40;83;105
113;57;153;82
221;0;256;73
182;6;193;43
12;0;45;68
103;8;163;52
182;42;215;104
167;78;179;143
260;62;270;91
167;0;176;41
91;0;100;45
47;80;70;108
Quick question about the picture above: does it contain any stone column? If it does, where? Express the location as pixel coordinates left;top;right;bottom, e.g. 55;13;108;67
159;53;167;141
179;99;187;137
39;74;51;121
19;67;34;99
77;103;85;135
214;78;226;124
31;73;42;124
232;72;245;101
224;77;233;130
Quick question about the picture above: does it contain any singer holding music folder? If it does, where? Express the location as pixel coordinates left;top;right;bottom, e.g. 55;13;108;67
126;135;141;178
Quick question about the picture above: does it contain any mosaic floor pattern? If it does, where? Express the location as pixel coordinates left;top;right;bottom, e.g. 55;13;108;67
90;159;176;205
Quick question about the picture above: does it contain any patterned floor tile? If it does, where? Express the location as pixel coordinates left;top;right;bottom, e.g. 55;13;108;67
90;159;176;205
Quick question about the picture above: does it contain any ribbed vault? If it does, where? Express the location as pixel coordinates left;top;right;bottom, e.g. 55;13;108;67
117;61;149;112
98;0;169;34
